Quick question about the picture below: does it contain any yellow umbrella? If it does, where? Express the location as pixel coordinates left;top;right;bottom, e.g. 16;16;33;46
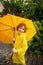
0;14;36;44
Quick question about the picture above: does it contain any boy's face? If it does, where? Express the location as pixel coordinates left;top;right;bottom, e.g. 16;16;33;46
18;26;25;34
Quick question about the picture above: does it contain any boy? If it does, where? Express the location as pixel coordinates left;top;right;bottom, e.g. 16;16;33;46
12;23;28;65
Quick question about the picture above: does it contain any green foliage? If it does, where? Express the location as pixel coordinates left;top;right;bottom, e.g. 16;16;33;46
0;0;43;56
0;0;24;16
0;0;43;20
32;0;43;21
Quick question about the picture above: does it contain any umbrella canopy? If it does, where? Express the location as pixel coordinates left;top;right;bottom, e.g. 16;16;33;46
0;14;36;44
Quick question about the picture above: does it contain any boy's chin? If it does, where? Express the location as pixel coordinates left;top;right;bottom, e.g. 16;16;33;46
18;32;22;34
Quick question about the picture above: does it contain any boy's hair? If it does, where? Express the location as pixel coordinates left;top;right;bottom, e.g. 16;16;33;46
16;23;27;32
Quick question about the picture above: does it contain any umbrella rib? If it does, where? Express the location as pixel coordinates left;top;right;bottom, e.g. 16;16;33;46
0;29;13;32
0;22;13;28
10;15;14;27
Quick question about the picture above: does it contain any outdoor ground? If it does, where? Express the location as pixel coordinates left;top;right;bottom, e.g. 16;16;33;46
0;42;43;65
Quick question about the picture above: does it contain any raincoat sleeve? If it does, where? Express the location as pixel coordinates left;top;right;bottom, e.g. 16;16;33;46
17;35;28;55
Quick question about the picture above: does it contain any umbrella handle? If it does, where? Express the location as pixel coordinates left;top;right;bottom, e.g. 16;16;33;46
12;29;16;43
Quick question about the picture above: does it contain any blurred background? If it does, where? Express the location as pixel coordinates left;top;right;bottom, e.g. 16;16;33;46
0;0;43;65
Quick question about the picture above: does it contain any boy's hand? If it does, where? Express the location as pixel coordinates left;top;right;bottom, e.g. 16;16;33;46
12;38;15;42
12;48;18;53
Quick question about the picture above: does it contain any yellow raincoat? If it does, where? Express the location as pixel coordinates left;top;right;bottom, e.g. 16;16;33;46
12;33;28;64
